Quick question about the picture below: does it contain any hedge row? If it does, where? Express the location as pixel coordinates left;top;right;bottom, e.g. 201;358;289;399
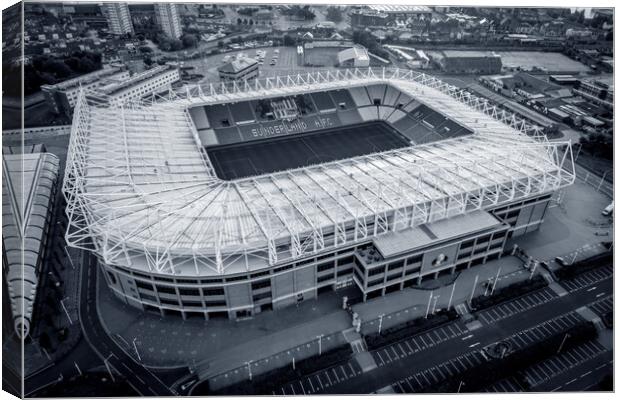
470;275;548;311
555;251;612;281
209;344;353;395
424;321;598;393
364;309;459;351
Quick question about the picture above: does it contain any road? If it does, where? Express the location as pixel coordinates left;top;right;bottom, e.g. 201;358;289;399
78;252;177;396
309;274;612;394
533;351;613;392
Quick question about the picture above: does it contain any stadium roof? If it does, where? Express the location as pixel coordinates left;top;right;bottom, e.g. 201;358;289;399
65;68;575;276
368;5;432;13
3;151;59;337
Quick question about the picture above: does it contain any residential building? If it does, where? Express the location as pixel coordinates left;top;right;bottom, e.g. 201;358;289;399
41;66;130;117
102;2;134;35
93;65;181;105
156;3;182;39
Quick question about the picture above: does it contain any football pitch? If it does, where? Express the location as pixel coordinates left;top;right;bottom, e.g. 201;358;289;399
206;121;410;180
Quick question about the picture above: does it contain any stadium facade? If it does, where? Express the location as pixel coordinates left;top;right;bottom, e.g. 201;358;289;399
64;68;575;320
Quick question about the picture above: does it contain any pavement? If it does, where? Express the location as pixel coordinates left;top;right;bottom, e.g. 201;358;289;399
508;176;613;263
354;256;527;334
99;276;354;370
309;272;612;394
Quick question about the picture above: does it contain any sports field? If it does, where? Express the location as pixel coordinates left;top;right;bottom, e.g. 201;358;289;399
206;121;410;180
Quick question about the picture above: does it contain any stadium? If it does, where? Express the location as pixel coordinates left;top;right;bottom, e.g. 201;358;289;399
64;68;575;320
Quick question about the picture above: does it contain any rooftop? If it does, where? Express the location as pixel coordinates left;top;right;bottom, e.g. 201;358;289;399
218;56;258;74
373;210;502;258
368;5;432;13
65;68;575;276
2;151;59;337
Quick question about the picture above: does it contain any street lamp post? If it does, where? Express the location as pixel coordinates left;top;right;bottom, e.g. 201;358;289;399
246;361;253;381
447;281;456;310
490;266;502;296
132;338;142;361
469;275;479;304
432;295;440;315
557;333;570;354
103;353;115;382
317;334;324;356
597;170;610;192
60;297;73;325
425;291;433;319
378;314;385;335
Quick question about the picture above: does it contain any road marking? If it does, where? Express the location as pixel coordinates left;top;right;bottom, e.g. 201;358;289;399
580;371;592;378
586;286;597;292
596;292;606;298
376;351;385;366
469;342;480;348
332;369;340;383
404;341;414;354
462;334;474;340
299;381;306;395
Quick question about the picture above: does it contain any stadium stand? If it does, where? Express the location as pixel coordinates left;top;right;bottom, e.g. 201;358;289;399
349;86;372;107
229;102;257;124
190;84;472;151
329;89;356;110
188;107;211;130
213;126;243;145
310;91;337;113
205;104;234;128
383;85;402;107
337;108;364;125
366;84;388;105
197;128;219;147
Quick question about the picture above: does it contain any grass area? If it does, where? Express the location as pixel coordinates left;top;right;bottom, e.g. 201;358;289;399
470;275;548;311
363;309;459;351
202;344;353;395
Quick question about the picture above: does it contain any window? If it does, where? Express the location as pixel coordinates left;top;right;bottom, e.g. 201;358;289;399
387;261;404;271
107;272;117;285
140;293;157;303
250;270;270;278
179;288;200;296
182;301;203;308
205;300;226;307
317;262;334;272
251;280;271;290
203;288;225;296
135;280;153;291
252;291;271;301
406;254;422;265
337;256;354;266
337;267;353;276
156;286;176;295
368;267;384;276
226;275;246;282
317;274;334;283
275;265;293;273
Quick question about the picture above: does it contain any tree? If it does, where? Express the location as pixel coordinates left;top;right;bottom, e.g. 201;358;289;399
181;33;198;48
283;34;297;46
39;332;52;351
249;19;254;26
326;6;343;23
139;46;153;54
